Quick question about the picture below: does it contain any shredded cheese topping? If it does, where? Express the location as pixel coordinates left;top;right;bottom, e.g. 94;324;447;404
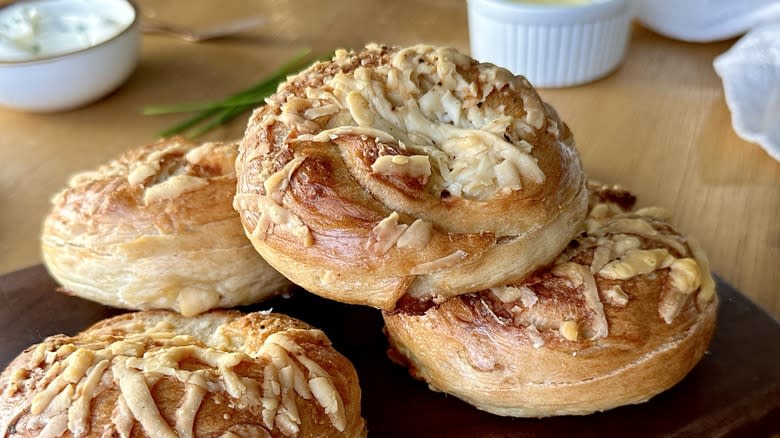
277;45;548;200
59;139;239;214
366;212;433;255
3;316;346;438
487;196;716;346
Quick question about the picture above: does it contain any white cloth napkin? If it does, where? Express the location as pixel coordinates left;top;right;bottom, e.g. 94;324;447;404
714;24;780;162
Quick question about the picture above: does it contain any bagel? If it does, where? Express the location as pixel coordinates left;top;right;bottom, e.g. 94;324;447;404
234;44;588;310
0;310;366;437
383;183;718;417
41;138;290;316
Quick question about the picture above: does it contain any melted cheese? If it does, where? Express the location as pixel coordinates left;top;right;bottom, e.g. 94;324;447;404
185;141;237;169
516;286;539;308
304;126;395;144
598;249;673;280
114;364;178;438
234;194;313;247
143;175;209;205
602;217;686;255
590;241;613;273
68;359;110;436
687;237;716;308
29;343;50;369
15;319;345;438
367;213;435;254
111;395;134;438
31;349;92;415
145;142;189;166
396;219;432;249
109;341;145;357
366;212;408;255
175;383;206;438
127;162;159;185
370;154;431;181
177;287;221;317
285;45;546;200
563;201;714;324
658;258;704;323
263;157;305;204
668;258;702;294
489;285;523;303
411;250;468;275
552;262;608;339
45;383;74;416
261;362;280;429
559;320;579;341
603;285;629;307
37;413;68;438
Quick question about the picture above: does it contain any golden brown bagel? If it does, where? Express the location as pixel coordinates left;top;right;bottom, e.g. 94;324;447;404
0;310;366;437
41;138;290;316
383;183;718;417
234;44;588;310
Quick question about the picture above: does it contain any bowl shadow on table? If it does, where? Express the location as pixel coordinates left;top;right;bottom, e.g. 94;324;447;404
0;265;777;437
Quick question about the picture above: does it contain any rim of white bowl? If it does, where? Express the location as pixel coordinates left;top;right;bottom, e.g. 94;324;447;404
0;0;139;66
468;0;630;23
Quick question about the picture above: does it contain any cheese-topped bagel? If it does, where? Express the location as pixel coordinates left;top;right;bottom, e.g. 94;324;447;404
235;44;588;309
0;311;366;437
42;138;290;316
383;183;718;416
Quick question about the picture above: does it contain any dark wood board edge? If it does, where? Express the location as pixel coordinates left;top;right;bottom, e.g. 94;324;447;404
1;264;778;437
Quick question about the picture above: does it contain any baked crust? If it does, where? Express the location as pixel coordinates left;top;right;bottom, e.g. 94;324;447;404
235;44;588;310
383;183;718;416
41;138;290;316
0;310;367;437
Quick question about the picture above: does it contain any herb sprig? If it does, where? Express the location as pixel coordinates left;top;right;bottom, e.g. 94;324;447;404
143;48;323;138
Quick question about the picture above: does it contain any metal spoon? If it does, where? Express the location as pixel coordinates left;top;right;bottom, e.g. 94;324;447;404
141;16;265;42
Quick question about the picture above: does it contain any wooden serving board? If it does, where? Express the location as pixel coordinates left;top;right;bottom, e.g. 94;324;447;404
1;265;778;437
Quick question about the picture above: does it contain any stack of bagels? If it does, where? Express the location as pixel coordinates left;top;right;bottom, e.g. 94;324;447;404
1;44;717;437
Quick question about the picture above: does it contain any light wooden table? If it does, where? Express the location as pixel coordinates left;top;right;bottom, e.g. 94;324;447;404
1;0;778;318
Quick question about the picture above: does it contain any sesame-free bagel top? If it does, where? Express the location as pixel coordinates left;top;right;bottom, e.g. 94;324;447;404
235;44;588;309
42;138;290;316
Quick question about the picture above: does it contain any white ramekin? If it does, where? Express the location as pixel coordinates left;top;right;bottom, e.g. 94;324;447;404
467;0;634;88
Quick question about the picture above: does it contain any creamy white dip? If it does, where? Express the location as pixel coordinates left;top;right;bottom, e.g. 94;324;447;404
0;0;135;62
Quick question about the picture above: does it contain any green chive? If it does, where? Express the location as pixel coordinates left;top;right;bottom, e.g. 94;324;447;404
145;47;328;138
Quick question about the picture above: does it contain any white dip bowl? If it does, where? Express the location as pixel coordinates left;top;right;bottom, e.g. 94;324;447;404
467;0;634;88
0;0;140;112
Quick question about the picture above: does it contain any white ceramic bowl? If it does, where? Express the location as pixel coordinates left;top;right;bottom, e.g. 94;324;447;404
637;0;780;42
0;0;140;112
467;0;633;87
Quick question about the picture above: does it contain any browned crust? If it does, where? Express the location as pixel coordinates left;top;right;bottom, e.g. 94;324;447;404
383;189;718;416
45;137;238;237
235;44;588;310
0;311;366;437
40;138;290;315
385;298;716;417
